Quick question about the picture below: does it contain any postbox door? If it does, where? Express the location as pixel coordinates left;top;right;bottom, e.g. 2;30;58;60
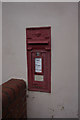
29;50;51;92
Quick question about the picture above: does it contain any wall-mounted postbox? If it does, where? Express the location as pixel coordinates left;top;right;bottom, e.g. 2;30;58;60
26;26;51;93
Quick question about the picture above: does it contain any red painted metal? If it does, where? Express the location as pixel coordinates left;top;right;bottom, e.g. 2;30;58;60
26;26;51;93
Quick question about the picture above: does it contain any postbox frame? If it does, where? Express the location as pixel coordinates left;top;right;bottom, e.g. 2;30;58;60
26;26;51;93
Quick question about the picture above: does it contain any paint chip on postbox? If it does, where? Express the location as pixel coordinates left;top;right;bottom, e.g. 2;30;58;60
35;58;42;73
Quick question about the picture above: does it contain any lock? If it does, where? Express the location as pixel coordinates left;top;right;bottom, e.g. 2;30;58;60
26;26;51;93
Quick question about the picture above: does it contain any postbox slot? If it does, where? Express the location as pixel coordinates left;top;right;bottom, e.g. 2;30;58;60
28;40;49;45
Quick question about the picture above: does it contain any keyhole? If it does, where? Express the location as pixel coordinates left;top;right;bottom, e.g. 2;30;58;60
36;52;40;56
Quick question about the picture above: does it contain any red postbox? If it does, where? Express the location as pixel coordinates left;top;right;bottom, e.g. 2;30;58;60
26;26;51;93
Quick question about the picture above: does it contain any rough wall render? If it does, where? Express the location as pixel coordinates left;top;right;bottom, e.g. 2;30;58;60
2;3;78;118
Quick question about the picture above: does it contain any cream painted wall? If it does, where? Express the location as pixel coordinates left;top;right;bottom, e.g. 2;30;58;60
2;3;78;118
0;2;2;120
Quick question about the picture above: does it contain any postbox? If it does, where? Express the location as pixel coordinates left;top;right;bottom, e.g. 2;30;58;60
26;26;51;93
